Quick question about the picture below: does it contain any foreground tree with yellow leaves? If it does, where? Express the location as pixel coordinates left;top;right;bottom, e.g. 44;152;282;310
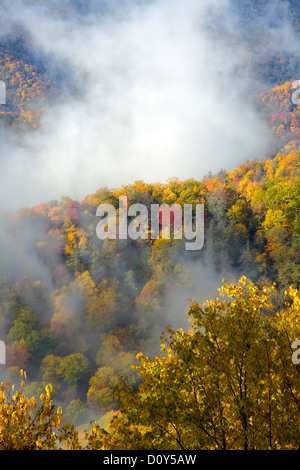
0;371;80;450
88;277;300;450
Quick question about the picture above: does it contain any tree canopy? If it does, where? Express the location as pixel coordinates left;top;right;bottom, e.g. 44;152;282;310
86;277;300;450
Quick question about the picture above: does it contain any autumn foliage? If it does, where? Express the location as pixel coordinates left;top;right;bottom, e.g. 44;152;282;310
87;278;300;450
0;0;299;451
2;278;299;450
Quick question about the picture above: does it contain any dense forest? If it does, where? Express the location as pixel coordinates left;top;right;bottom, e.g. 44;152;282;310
0;0;299;450
0;103;299;431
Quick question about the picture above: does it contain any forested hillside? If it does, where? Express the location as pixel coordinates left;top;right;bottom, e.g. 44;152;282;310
0;0;299;450
0;26;58;129
0;130;298;423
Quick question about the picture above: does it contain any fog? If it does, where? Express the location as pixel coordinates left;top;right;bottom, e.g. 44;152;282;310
0;0;291;209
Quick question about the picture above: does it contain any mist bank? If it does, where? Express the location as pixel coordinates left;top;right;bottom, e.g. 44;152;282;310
1;0;299;209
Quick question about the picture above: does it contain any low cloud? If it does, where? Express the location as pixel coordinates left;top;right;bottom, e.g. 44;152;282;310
0;0;283;209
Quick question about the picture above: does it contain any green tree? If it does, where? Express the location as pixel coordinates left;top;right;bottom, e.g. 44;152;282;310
87;367;119;412
40;354;62;386
64;399;89;426
8;307;41;358
60;353;90;387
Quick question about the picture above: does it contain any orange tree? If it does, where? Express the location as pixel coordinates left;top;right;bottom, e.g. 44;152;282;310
87;277;300;450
